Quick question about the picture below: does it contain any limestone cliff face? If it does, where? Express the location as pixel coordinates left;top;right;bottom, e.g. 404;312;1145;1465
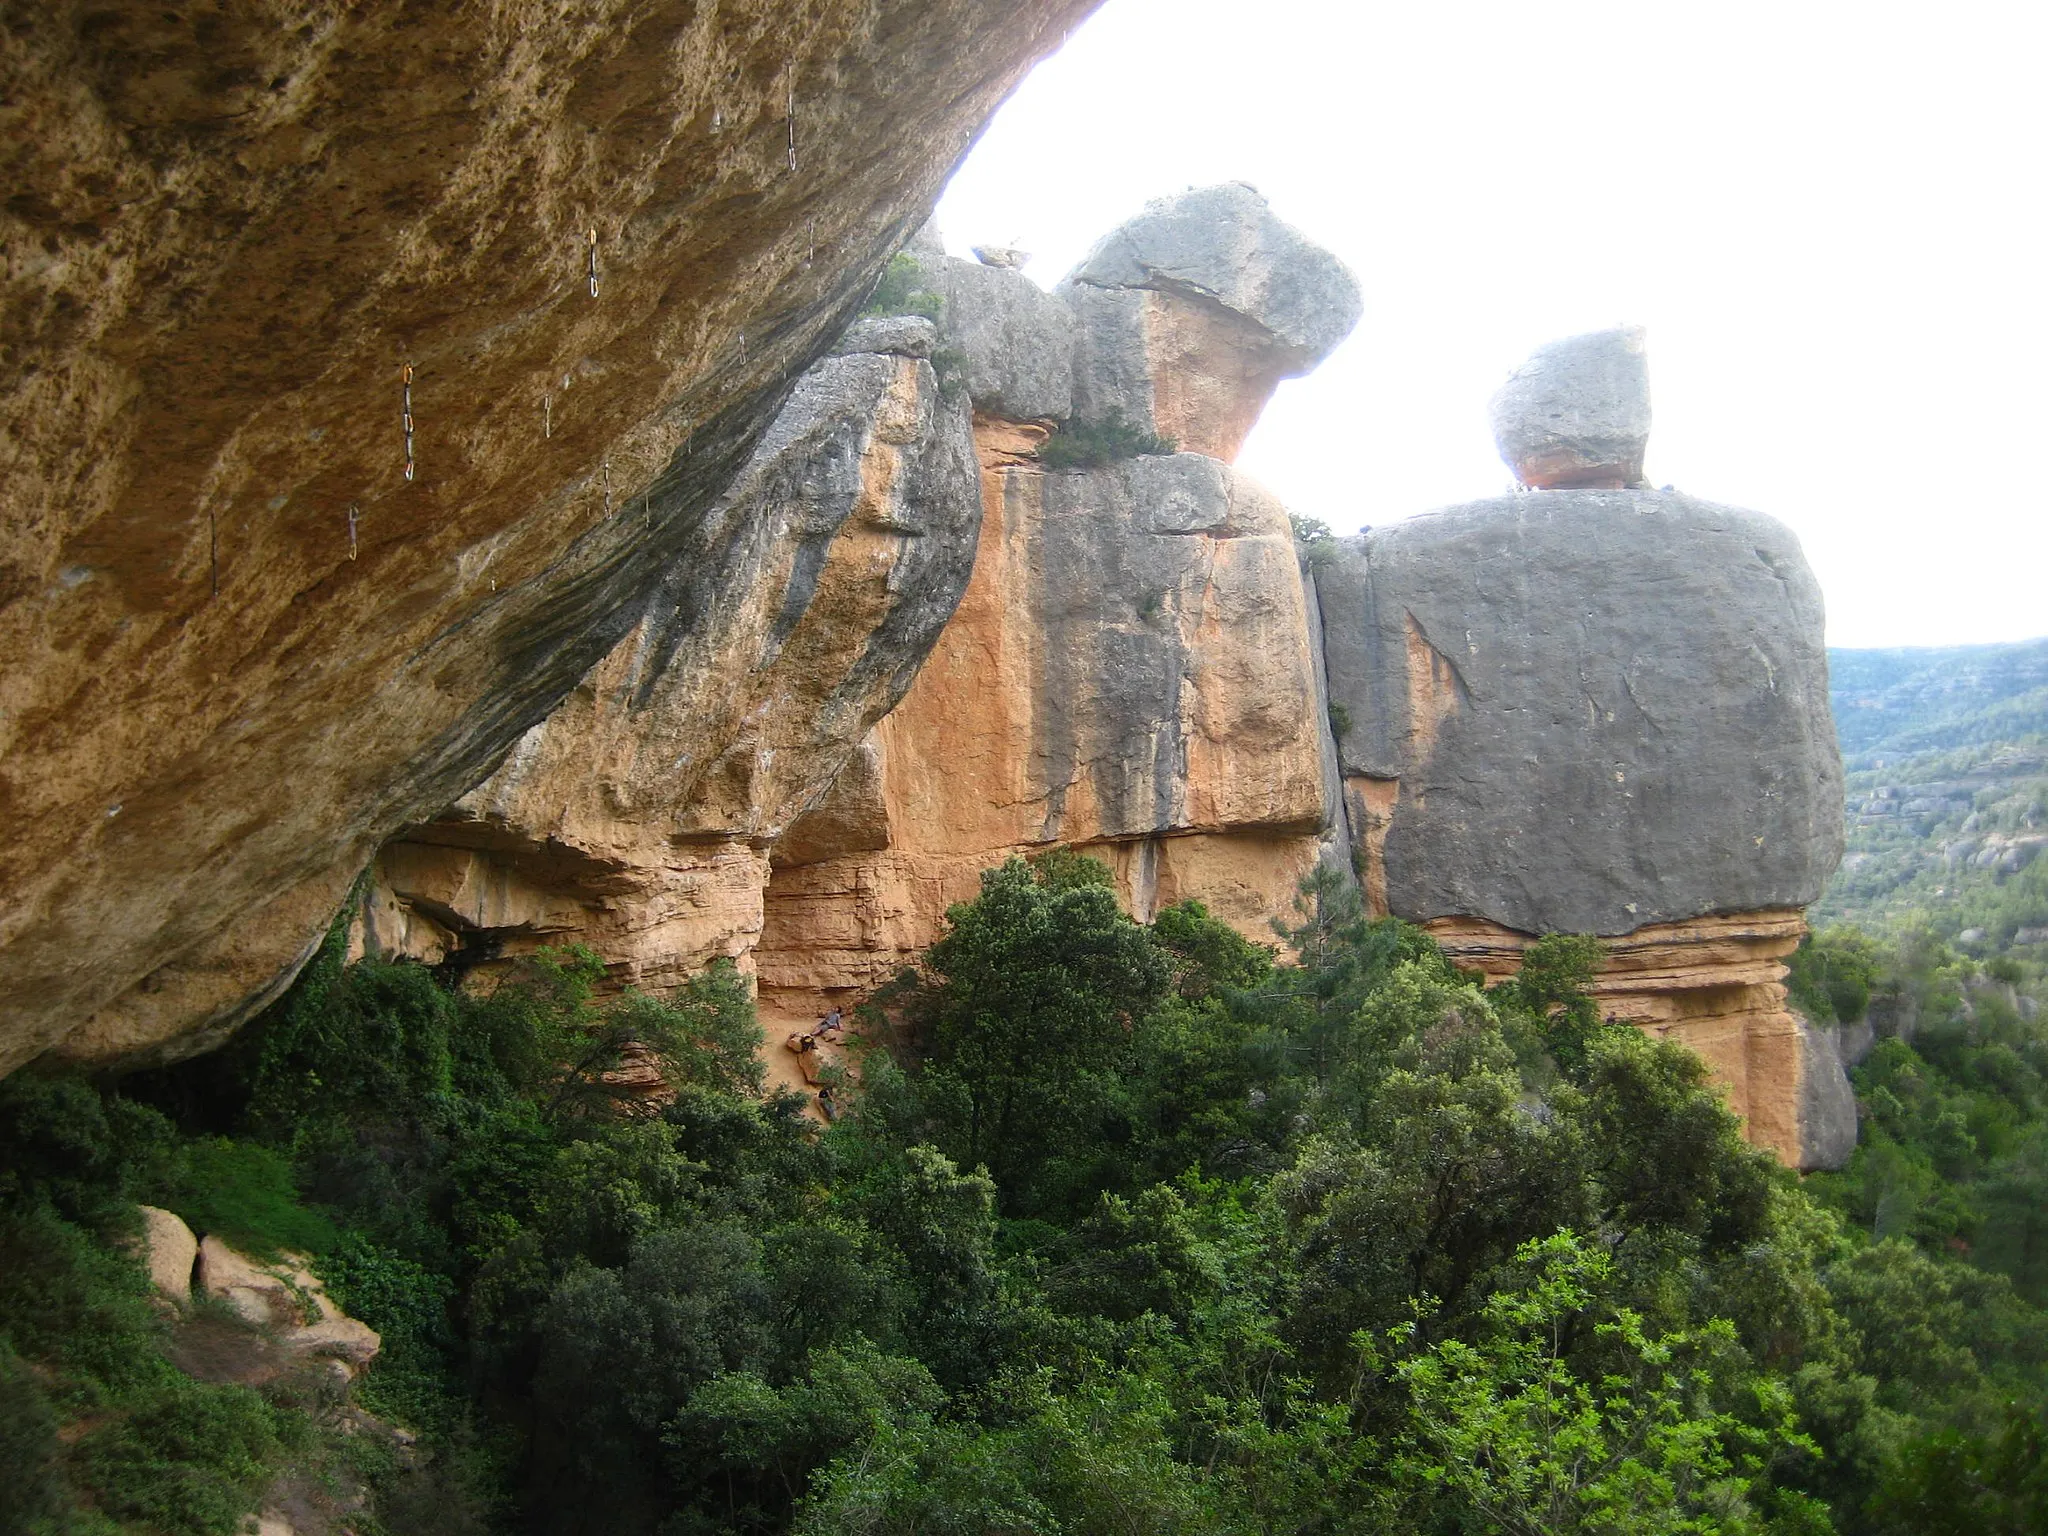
13;85;1855;1176
0;0;1095;1072
753;189;1360;1021
354;195;1848;1168
360;326;980;998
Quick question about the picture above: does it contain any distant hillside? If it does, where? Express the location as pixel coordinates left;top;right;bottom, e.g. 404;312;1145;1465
1814;637;2048;957
1831;637;2048;762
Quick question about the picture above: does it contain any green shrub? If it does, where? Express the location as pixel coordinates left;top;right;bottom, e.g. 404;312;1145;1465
1037;412;1177;471
0;1342;60;1536
861;254;943;322
1787;924;1885;1025
0;1072;177;1222
1289;512;1341;568
79;1378;293;1536
163;1138;338;1259
318;1234;456;1431
0;1206;166;1400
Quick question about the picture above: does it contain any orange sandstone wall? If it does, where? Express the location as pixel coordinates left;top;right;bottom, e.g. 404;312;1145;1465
755;418;1329;1025
1421;910;1814;1164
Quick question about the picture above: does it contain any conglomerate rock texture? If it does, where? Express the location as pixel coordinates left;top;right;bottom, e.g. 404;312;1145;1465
0;0;1097;1072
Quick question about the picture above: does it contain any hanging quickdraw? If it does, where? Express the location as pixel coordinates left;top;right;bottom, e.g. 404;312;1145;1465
587;227;599;299
602;459;613;515
543;395;551;439
347;503;359;561
402;364;416;482
787;87;797;173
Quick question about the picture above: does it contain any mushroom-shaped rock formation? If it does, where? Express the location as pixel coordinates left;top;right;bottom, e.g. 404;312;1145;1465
1315;332;1852;1169
755;191;1359;1025
1057;183;1364;461
1488;326;1652;489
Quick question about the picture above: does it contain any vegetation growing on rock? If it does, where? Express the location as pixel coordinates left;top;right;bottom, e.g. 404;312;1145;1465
1036;412;1178;471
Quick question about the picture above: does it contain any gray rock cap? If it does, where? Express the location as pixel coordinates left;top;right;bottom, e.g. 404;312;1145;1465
830;314;937;359
912;253;1075;422
1489;326;1651;489
1063;182;1362;365
1315;489;1845;936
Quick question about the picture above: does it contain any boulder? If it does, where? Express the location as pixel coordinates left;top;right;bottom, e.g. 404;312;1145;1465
1488;326;1651;489
1058;184;1362;460
832;315;938;360
197;1235;295;1329
1313;460;1848;1168
1316;490;1844;936
913;254;1075;421
132;1206;198;1307
1064;183;1362;360
196;1236;381;1372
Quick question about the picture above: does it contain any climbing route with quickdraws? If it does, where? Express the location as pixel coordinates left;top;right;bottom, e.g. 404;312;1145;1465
401;363;416;482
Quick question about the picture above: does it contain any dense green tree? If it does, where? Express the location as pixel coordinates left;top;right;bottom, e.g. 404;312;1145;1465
1381;1233;1812;1535
894;856;1170;1209
8;865;2047;1535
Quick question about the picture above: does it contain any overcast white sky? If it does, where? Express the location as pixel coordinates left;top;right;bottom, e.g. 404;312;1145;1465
935;0;2046;649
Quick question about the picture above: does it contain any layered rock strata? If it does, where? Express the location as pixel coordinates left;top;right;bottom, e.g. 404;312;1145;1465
1;0;1097;1073
1421;913;1856;1171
